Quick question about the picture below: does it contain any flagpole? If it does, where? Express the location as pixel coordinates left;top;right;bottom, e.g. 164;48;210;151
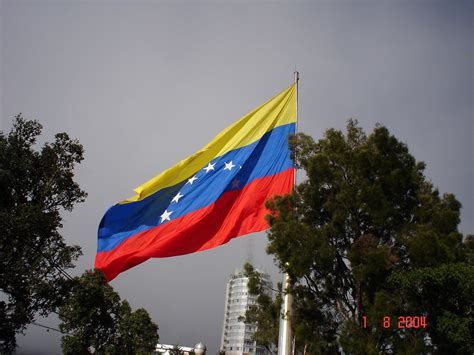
294;70;299;142
278;71;299;355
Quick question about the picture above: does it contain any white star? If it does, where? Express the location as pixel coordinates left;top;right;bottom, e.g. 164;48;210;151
160;209;173;223
187;175;198;185
171;192;183;203
224;161;236;171
204;162;215;173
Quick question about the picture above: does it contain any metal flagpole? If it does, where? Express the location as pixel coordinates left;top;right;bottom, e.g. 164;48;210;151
278;71;299;355
294;70;299;142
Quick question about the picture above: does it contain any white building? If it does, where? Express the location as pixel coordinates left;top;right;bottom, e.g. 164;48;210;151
155;342;206;354
220;267;271;355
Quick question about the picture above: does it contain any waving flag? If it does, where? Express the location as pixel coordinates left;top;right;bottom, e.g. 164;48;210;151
95;84;296;281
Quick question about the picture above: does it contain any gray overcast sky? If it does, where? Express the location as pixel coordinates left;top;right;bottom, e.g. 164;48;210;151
1;0;472;353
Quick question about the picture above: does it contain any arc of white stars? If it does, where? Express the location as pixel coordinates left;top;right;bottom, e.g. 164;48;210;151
224;161;236;171
160;209;173;223
187;175;198;185
171;192;183;203
204;162;215;173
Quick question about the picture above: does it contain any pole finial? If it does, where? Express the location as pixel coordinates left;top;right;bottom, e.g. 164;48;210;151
293;71;299;84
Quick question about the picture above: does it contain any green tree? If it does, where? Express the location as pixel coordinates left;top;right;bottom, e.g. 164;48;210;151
59;269;159;354
0;114;86;353
250;120;472;353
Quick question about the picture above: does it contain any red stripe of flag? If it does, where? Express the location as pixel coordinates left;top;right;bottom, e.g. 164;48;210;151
95;168;294;281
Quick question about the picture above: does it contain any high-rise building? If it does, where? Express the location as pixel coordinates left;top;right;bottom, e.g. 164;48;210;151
220;267;272;355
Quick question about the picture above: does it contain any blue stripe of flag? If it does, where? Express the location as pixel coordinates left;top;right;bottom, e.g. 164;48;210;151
97;122;295;252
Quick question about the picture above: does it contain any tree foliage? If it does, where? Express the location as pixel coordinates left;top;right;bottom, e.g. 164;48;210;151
0;114;86;353
250;120;472;354
59;269;159;354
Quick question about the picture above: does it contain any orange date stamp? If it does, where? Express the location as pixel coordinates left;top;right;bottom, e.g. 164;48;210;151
362;315;427;329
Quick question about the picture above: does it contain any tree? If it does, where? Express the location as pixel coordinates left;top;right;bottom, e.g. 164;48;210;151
250;120;472;353
0;114;86;353
59;269;159;354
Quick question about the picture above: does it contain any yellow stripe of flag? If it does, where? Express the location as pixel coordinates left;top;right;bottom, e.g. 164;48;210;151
122;83;296;203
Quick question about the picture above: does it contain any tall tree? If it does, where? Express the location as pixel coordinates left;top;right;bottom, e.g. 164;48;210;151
250;120;472;353
59;269;159;354
0;115;86;353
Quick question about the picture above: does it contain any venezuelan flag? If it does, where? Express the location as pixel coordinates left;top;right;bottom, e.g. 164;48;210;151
95;84;296;281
